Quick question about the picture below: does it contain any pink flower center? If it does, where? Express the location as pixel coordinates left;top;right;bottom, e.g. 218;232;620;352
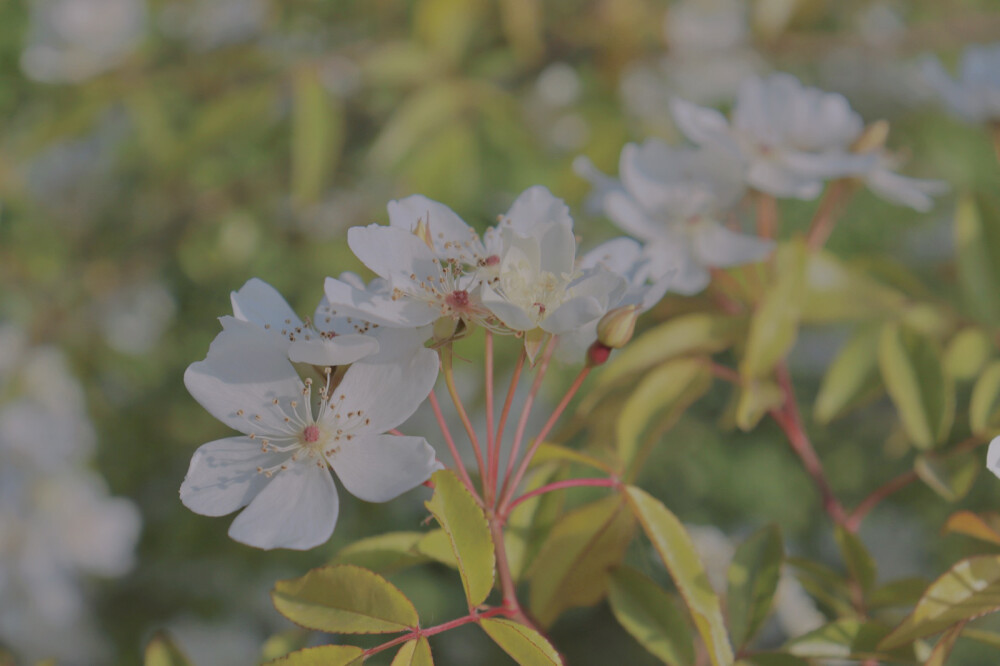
484;254;500;266
303;425;321;443
446;290;471;310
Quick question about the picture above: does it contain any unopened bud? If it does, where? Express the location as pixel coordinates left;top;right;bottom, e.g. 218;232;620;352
433;316;458;342
587;341;612;367
851;120;889;154
596;305;640;349
413;218;434;250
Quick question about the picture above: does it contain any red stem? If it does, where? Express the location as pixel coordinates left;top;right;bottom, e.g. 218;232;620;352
361;606;512;658
756;192;778;239
770;363;849;528
503;477;619;518
484;331;496;504
806;180;856;251
492;349;526;505
500;338;556;503
442;347;488;498
427;389;479;500
500;366;591;512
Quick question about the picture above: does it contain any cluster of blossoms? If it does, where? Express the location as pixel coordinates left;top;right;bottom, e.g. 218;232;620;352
181;186;671;550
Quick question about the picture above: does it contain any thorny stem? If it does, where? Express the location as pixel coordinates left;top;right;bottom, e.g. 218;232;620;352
427;390;479;500
770;362;850;529
500;366;592;512
442;346;489;498
806;180;857;251
503;477;619;518
492;349;526;504
756;191;779;240
361;606;512;658
500;337;557;503
484;332;496;504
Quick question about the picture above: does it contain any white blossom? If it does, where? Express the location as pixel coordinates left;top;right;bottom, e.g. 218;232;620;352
923;43;1000;124
181;317;439;550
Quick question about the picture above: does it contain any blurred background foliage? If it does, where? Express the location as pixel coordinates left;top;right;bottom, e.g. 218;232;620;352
3;0;1000;664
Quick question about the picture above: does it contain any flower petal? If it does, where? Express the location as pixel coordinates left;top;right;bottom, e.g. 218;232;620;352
348;224;441;287
324;276;438;328
329;434;437;503
388;195;485;263
866;169;949;212
692;222;774;268
604;191;663;242
987;436;1000;479
184;318;304;435
288;335;380;366
228;462;339;550
670;98;736;149
230;278;304;332
328;347;440;435
180;436;279;517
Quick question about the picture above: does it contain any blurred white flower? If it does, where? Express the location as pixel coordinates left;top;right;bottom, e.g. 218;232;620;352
159;0;269;50
100;281;177;356
0;327;141;664
535;63;582;108
923;43;1000;124
576;139;773;294
21;0;145;83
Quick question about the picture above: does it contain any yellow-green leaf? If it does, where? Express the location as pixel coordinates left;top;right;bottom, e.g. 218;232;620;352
616;358;712;477
915;451;980;502
391;637;433;666
609;566;695;666
625;486;734;666
505;465;561;582
264;645;364;666
942;510;1000;546
878;323;955;449
259;630;310;662
528;495;635;627
741;240;807;380
530;443;616;475
834;526;877;594
416;528;459;569
880;555;1000;649
144;631;192;666
414;0;487;64
944;327;994;381
970;360;1000;434
291;67;343;205
271;565;418;634
424;470;495;607
480;617;563;665
868;577;928;610
727;525;783;649
367;82;465;171
955;193;1000;325
589;313;743;396
787;619;908;660
332;531;429;574
801;250;907;324
813;325;882;424
924;621;965;666
735;379;784;432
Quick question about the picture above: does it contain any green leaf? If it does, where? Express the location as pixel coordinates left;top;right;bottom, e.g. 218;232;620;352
291;67;343;205
616;358;712;477
530;443;616;475
608;566;695;666
414;0;487;64
813;325;882;424
332;532;430;574
391;637;433;666
735;655;810;666
944;327;994;381
955;193;1000;325
505;466;562;582
259;630;310;662
416;528;459;569
424;470;496;607
727;525;784;649
801;250;907;324
367;82;466;170
480;617;563;665
263;645;364;666
787;619;908;660
528;495;635;627
625;486;735;666
970;360;1000;435
914;451;980;502
786;557;854;618
144;631;192;666
942;510;1000;546
880;555;1000;649
878;323;955;449
868;577;929;610
961;627;1000;649
924;621;965;666
735;379;784;432
741;240;807;380
271;565;418;634
834;526;877;594
589;313;743;395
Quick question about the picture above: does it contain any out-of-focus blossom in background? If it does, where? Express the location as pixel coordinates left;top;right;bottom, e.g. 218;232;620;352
159;0;270;51
0;325;141;664
923;42;1000;124
21;0;146;83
